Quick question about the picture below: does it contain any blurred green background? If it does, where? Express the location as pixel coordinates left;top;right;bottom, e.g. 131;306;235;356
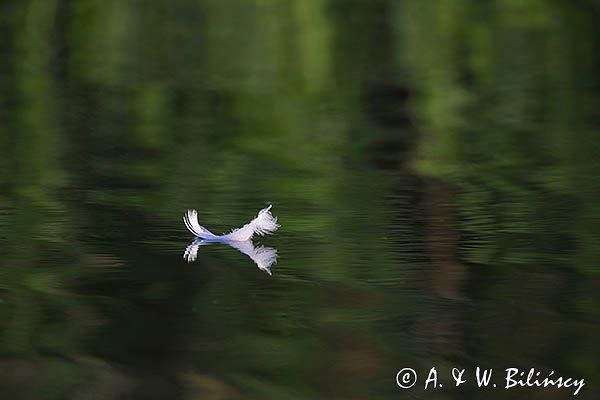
0;0;598;399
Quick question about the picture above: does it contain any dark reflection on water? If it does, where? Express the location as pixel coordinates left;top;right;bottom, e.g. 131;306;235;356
0;1;599;399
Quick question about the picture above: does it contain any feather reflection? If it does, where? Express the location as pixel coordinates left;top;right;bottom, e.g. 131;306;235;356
183;239;278;275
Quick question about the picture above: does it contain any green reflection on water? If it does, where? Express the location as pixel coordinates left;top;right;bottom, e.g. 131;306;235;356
0;0;598;399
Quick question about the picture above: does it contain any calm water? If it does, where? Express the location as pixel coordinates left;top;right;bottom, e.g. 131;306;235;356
1;1;599;399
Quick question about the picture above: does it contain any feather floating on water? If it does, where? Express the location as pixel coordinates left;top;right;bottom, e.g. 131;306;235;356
182;204;280;274
183;204;279;241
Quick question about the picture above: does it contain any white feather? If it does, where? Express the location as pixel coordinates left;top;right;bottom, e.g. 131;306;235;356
183;204;279;241
183;209;217;239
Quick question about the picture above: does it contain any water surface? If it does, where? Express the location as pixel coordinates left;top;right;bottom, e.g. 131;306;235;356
0;1;598;399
